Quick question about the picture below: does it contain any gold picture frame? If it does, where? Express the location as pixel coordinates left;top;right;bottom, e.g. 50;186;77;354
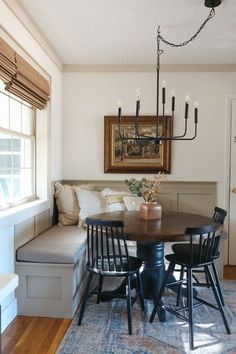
104;116;172;173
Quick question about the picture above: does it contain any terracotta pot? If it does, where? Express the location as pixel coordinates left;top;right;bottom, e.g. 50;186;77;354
139;202;162;220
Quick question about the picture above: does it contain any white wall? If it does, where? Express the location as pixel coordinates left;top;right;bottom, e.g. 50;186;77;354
0;0;62;182
62;70;236;206
0;0;62;330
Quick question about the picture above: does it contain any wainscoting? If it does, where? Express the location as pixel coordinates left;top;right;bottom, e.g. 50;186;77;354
63;180;217;217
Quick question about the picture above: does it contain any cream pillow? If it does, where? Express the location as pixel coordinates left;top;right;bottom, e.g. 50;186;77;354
54;182;79;226
123;196;145;211
75;187;107;227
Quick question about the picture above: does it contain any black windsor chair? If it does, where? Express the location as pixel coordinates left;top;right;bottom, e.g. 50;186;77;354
78;217;144;335
171;207;227;306
150;225;231;351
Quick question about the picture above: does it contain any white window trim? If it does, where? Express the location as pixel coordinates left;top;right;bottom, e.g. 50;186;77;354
0;199;50;231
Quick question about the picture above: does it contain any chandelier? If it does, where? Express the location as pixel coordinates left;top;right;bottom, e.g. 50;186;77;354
117;0;221;146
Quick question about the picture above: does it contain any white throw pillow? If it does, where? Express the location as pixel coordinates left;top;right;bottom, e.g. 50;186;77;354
75;187;107;227
123;196;145;211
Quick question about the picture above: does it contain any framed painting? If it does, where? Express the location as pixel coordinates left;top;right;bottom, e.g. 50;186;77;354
104;116;172;173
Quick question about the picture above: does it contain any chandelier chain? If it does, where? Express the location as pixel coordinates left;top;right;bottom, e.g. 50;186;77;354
159;8;215;48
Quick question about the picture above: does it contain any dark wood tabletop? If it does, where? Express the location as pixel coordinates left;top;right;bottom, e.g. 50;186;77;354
90;210;217;243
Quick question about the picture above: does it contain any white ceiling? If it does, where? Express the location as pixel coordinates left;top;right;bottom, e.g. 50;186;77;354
15;0;236;65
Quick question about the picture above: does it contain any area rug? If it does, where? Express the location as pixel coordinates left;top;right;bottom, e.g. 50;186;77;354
57;279;236;354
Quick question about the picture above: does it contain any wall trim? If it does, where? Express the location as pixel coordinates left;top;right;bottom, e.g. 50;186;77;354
3;0;63;71
225;94;236;264
63;64;236;73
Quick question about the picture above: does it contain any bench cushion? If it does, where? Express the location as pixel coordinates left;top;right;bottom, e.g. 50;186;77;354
16;225;87;264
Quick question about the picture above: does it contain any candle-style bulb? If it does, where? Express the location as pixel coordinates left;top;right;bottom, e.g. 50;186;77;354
162;80;166;88
117;101;122;109
194;101;199;108
185;95;190;103
136;88;141;101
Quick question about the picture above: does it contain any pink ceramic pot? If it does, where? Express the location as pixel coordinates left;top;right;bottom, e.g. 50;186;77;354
139;202;162;220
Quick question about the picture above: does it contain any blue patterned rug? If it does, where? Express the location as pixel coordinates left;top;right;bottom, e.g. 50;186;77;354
57;279;236;354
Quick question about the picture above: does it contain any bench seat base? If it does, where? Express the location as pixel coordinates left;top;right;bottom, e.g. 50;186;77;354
15;255;87;318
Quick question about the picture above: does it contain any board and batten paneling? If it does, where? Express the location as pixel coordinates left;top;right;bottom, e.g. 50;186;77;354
63;180;217;217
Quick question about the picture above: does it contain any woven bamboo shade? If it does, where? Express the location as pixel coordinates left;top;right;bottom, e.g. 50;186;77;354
0;37;50;109
0;37;16;83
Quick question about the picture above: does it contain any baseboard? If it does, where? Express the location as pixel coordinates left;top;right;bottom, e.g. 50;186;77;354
1;297;17;333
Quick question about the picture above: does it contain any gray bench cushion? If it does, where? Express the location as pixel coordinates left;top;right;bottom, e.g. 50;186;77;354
16;225;87;264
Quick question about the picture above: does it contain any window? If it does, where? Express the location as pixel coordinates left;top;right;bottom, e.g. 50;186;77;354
0;80;36;209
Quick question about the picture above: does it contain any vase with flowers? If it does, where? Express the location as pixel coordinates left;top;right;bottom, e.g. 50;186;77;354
125;173;166;220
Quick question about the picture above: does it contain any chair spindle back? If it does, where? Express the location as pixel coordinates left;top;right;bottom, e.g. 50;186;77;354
185;225;220;265
86;217;130;272
212;207;227;225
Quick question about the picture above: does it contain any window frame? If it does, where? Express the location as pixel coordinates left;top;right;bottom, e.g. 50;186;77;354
0;86;36;210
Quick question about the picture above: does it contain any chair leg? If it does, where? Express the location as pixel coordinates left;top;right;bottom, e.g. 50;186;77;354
126;275;132;335
212;262;225;306
187;268;194;351
150;261;175;323
206;266;231;335
204;269;210;288
176;266;185;306
136;271;145;311
78;272;94;326
97;274;103;304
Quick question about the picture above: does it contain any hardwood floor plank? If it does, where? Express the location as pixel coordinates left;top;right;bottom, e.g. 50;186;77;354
45;319;72;354
224;265;236;279
2;317;71;354
2;316;33;354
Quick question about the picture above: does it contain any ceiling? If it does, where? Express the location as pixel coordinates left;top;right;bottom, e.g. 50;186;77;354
15;0;236;66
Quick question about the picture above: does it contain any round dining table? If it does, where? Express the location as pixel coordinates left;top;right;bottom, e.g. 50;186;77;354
90;210;217;320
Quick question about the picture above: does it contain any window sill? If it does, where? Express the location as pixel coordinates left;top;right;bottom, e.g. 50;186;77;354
0;199;50;231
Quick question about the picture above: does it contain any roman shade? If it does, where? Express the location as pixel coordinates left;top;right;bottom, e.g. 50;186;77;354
0;37;50;109
0;37;16;83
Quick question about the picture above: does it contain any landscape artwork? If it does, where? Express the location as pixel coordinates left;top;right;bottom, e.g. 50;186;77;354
104;116;172;173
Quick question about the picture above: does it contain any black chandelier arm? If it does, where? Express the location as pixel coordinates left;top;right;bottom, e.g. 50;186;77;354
159;8;215;48
117;120;197;142
118;122;197;142
160;123;197;141
168;117;188;139
117;135;161;142
118;116;191;141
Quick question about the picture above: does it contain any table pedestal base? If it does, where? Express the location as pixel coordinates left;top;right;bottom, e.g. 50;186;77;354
137;242;165;299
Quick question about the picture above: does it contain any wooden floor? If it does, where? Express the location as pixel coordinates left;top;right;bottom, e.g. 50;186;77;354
2;317;71;354
2;265;236;354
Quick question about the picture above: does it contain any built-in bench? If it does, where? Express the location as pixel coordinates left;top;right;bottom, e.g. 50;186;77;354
15;225;87;318
14;180;217;319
